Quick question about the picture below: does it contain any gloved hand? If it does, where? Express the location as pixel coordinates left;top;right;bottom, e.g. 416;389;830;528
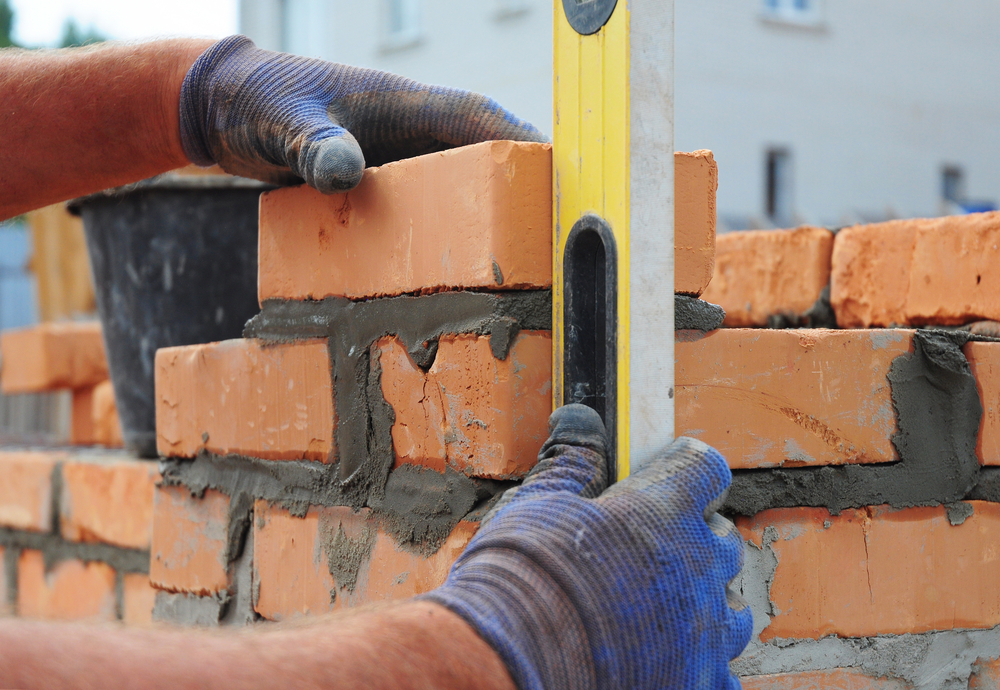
423;404;753;690
178;36;547;193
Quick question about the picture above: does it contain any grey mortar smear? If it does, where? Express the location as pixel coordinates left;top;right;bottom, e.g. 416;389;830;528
766;284;839;330
159;453;515;559
675;295;726;332
153;591;230;627
0;528;149;573
724;330;984;515
733;625;1000;689
243;290;551;500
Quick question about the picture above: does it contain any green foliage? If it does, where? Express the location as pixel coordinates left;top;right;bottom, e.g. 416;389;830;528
58;18;105;48
0;0;17;48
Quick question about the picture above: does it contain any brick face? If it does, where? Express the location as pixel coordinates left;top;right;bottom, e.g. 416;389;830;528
741;670;907;689
121;573;158;626
674;150;718;297
0;451;60;532
379;332;552;478
972;657;1000;689
831;212;1000;327
675;329;910;469
967;342;1000;466
739;502;1000;640
17;551;116;621
92;379;123;447
60;457;159;549
0;321;108;394
701;226;833;327
258;141;552;302
150;486;230;595
156;339;334;462
253;501;364;620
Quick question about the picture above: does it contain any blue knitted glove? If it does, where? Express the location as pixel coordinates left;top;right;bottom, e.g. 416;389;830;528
179;36;547;193
423;404;753;690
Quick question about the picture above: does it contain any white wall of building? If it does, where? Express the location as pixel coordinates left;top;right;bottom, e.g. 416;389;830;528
239;0;1000;229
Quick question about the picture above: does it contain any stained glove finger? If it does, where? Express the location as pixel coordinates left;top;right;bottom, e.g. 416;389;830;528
725;595;755;661
297;128;366;193
481;405;608;526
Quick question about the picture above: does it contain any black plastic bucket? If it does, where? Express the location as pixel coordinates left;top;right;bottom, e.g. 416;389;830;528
72;175;269;457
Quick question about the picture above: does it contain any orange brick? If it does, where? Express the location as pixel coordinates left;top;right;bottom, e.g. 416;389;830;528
739;502;1000;640
832;213;1000;327
344;521;477;607
0;451;60;531
741;670;907;689
972;657;1000;689
968;342;1000;466
155;339;334;462
701;227;833;327
70;385;96;445
92;379;123;447
60;457;159;549
0;546;7;616
675;150;718;296
379;332;552;478
150;486;230;595
258;141;552;302
121;573;158;626
0;321;107;394
253;500;366;620
17;551;116;621
675;329;910;468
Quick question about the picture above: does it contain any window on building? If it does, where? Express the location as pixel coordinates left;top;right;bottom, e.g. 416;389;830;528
386;0;421;44
942;166;965;204
766;148;793;225
761;0;822;25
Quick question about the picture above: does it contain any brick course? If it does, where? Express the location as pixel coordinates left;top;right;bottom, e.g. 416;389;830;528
739;502;1000;640
741;669;908;689
17;551;116;621
378;332;552;478
701;226;833;327
674;150;718;296
0;321;107;394
675;329;910;468
258;141;553;302
831;212;1000;327
156;339;334;462
150;486;230;595
0;451;60;532
60;457;159;549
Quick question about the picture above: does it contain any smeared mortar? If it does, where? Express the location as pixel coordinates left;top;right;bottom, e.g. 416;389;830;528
0;528;149;573
675;295;725;332
725;330;983;515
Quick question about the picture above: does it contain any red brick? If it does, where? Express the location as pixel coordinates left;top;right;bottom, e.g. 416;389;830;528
701;226;833;327
0;451;60;531
156;339;334;462
675;329;910;468
741;670;908;689
378;332;552;478
972;657;1000;689
253;500;365;620
258;141;552;302
831;213;1000;327
0;321;107;393
967;342;1000;466
0;546;7;616
60;457;159;549
739;502;1000;640
675;150;718;296
121;573;157;626
70;385;96;445
17;551;116;621
92;379;123;447
343;521;477;607
150;485;230;595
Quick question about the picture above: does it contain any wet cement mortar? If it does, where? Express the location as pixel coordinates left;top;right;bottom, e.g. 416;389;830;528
724;330;984;515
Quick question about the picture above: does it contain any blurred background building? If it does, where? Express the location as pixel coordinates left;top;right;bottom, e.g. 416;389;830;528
239;0;1000;231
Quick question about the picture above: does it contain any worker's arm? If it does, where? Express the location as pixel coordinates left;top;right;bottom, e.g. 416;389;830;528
0;39;212;219
0;36;545;221
0;600;516;690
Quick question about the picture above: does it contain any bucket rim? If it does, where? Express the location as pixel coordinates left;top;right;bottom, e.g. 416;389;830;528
67;173;277;214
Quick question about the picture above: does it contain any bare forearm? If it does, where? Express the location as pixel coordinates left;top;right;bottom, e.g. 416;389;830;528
0;601;516;690
0;39;214;220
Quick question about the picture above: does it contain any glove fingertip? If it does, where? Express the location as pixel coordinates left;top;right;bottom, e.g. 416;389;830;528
307;135;365;193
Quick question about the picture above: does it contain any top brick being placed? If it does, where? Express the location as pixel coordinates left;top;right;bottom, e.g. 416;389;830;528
258;142;719;302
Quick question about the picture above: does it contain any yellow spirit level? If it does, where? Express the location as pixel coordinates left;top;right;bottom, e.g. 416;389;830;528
552;0;676;481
